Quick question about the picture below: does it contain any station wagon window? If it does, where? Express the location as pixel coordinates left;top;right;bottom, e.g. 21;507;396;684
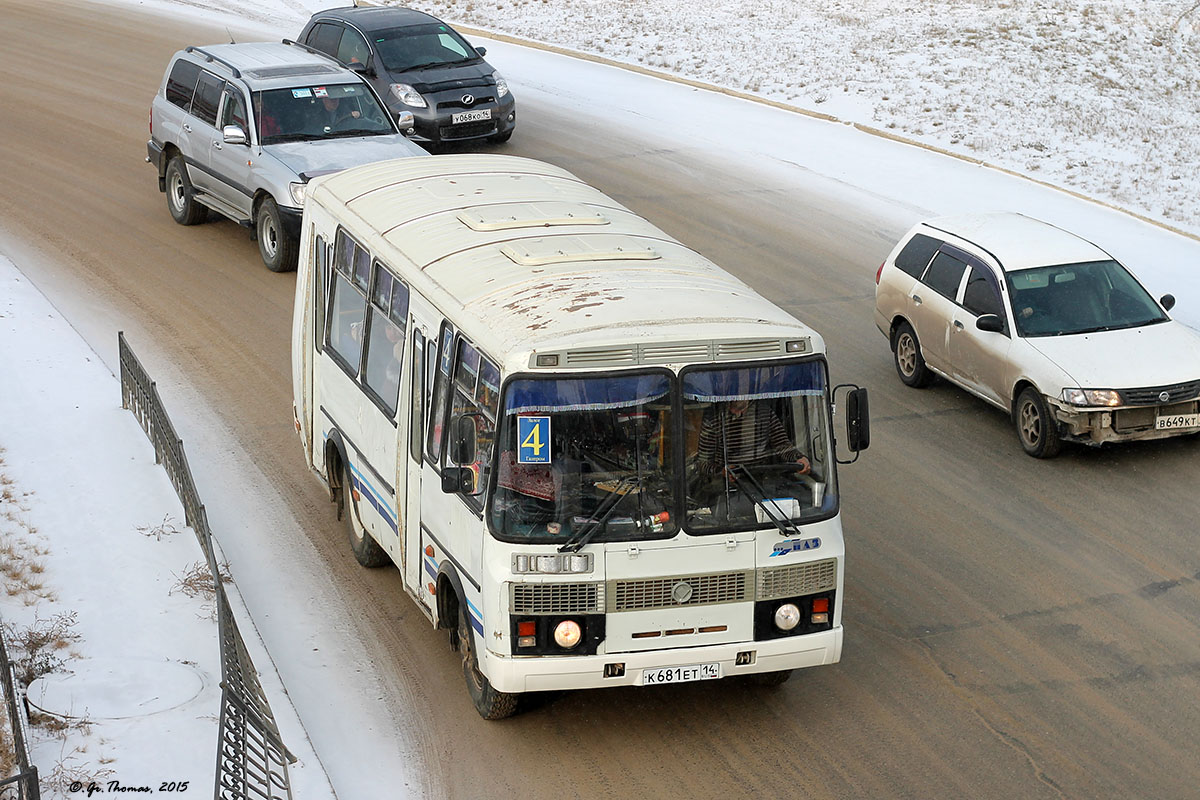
326;229;370;375
191;71;225;127
962;264;1005;320
426;321;455;465
922;250;968;300
165;59;202;109
362;263;409;417
895;233;942;278
219;88;247;130
446;339;501;510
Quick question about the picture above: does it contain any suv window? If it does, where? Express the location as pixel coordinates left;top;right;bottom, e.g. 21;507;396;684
219;88;247;130
894;233;942;278
308;22;344;56
192;71;225;127
962;264;1005;319
165;59;202;110
922;251;968;299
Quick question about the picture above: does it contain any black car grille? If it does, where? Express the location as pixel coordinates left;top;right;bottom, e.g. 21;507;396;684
1120;379;1200;406
440;120;497;140
437;95;496;111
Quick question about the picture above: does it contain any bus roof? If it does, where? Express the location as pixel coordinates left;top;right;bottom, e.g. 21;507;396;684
308;154;823;369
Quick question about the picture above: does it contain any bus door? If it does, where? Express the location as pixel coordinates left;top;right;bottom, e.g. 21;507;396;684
402;321;429;589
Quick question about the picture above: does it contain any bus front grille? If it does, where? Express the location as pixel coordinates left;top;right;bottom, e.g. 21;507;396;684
510;582;604;614
608;570;752;612
758;559;838;601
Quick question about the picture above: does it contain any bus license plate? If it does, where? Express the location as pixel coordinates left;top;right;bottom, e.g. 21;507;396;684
640;663;721;686
452;109;492;124
1156;412;1200;430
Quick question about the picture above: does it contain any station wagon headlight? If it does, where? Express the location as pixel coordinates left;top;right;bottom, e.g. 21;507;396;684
288;182;306;206
390;83;427;108
1062;388;1121;407
494;73;509;98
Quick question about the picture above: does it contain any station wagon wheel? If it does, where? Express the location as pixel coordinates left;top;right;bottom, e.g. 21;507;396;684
457;600;518;720
165;155;207;225
1015;386;1062;459
892;321;933;388
256;196;298;273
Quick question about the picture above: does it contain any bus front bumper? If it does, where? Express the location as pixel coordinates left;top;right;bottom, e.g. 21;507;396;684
481;626;843;693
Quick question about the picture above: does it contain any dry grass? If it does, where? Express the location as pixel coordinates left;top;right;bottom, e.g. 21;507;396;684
137;515;181;542
1;613;81;688
40;743;114;796
170;560;233;610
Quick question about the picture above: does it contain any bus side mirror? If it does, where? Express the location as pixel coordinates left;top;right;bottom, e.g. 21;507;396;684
441;467;477;495
846;387;870;452
450;415;477;464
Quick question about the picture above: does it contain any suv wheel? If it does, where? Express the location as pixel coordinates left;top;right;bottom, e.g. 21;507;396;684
165;156;207;225
256;197;298;272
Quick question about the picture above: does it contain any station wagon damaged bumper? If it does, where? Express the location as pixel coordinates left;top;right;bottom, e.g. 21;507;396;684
480;627;842;693
1049;396;1200;446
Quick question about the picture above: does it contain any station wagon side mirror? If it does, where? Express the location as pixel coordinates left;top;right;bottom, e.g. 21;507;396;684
976;313;1005;333
222;125;248;146
1161;293;1176;311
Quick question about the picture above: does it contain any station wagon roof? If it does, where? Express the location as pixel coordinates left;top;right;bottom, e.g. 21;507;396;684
186;43;349;88
309;155;820;364
922;212;1112;272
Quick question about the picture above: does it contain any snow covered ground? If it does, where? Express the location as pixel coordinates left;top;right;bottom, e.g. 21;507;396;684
2;0;1200;798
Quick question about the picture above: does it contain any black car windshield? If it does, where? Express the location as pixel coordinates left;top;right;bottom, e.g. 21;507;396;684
372;24;478;72
489;372;677;545
683;361;836;534
1008;259;1169;337
252;84;392;144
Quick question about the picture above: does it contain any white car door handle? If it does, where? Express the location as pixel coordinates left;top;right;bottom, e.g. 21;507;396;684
953;320;965;330
212;140;222;150
183;123;192;133
912;293;923;306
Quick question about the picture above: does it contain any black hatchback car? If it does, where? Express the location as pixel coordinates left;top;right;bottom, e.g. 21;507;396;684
298;5;515;146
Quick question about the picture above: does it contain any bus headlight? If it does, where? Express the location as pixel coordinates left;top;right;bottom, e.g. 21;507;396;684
774;603;801;631
554;619;582;649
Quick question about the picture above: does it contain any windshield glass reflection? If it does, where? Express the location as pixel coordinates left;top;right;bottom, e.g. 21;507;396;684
1008;259;1168;337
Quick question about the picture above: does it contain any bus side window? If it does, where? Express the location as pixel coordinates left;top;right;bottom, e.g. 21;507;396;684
448;338;500;506
326;229;369;375
426;321;455;466
362;261;408;416
313;233;326;354
409;328;425;464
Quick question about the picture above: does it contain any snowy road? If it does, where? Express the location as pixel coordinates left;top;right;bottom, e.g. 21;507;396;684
3;0;1200;798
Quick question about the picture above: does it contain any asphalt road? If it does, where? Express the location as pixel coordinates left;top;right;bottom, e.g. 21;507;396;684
3;1;1199;798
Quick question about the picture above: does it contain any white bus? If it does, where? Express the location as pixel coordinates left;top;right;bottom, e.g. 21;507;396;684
291;154;870;719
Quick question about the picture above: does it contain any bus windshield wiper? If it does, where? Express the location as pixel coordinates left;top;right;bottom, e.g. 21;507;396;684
558;476;639;554
729;465;802;537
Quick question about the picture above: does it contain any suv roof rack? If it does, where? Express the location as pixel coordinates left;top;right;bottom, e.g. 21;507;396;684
185;46;241;78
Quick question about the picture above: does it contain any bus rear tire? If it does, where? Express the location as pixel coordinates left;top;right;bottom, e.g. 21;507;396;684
458;601;518;720
341;462;390;568
747;669;793;687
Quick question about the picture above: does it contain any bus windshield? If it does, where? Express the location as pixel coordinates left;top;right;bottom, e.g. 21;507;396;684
683;361;836;534
489;372;678;544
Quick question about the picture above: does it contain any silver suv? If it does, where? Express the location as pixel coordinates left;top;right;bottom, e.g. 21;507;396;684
147;41;425;271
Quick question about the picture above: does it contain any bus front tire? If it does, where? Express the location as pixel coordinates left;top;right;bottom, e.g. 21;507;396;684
342;462;390;568
457;601;518;720
747;669;793;687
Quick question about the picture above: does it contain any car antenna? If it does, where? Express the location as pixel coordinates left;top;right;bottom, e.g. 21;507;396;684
227;28;237;44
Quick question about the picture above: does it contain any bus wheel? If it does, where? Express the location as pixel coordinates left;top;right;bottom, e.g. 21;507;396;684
457;601;518;720
342;462;390;568
747;669;793;687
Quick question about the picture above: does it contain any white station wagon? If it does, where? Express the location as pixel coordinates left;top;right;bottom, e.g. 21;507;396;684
874;212;1200;457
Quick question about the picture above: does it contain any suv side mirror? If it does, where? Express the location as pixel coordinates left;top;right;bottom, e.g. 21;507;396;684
976;313;1005;333
222;125;248;146
396;110;416;135
1161;293;1176;311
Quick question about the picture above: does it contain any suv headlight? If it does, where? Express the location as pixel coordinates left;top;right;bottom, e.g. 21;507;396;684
1062;388;1121;407
390;83;427;108
288;182;306;206
494;73;509;98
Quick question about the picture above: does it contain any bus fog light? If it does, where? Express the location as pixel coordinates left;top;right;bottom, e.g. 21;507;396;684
554;619;582;648
811;596;830;624
774;603;801;631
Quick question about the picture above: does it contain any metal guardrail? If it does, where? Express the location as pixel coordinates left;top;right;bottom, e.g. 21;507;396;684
0;624;39;800
118;332;294;800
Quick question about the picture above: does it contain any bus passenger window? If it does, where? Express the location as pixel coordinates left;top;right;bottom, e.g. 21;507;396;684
326;229;369;375
409;329;425;464
426;322;455;464
362;262;409;415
